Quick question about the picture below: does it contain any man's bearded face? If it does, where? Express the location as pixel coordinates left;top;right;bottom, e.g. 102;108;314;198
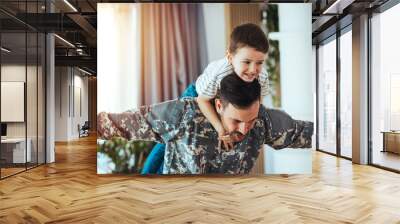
215;99;260;142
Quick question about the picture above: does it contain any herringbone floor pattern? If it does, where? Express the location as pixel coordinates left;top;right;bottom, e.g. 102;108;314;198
1;135;400;223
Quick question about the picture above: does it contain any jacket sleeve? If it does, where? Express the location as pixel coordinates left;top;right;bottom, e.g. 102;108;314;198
97;99;186;143
262;107;314;149
259;67;270;99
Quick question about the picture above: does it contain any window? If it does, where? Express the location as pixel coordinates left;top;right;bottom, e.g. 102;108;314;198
318;37;337;155
371;3;400;171
0;1;47;179
340;29;352;158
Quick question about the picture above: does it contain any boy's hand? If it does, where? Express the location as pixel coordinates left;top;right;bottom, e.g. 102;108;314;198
217;128;234;151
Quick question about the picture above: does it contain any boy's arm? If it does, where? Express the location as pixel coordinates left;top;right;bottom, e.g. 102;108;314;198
195;59;226;99
197;96;225;134
97;100;186;143
195;58;234;148
195;73;218;99
261;107;314;149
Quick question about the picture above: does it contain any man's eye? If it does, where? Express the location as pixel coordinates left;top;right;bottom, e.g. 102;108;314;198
242;61;250;64
257;62;263;65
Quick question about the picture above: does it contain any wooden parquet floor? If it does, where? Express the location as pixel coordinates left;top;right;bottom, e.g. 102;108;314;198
1;167;26;178
1;135;400;223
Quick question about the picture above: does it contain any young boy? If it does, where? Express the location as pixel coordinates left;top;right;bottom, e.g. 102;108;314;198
196;23;270;149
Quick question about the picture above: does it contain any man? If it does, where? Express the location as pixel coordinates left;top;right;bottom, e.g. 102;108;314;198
97;74;314;174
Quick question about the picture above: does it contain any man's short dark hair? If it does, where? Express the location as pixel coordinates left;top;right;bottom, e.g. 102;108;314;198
229;23;269;54
217;73;261;109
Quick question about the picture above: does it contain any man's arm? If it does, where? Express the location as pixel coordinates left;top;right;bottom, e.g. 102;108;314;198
97;99;186;143
262;108;314;149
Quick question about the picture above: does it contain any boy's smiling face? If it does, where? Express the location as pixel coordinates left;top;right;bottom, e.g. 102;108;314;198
227;46;267;82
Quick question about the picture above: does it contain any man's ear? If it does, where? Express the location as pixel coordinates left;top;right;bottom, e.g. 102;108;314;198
215;99;223;114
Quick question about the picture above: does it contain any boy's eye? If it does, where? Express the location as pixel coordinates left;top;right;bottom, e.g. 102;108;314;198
242;61;250;64
257;62;263;65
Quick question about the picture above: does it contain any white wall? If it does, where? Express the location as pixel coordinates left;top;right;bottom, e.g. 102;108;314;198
277;4;313;121
55;67;89;141
202;4;227;64
55;67;68;141
264;4;313;174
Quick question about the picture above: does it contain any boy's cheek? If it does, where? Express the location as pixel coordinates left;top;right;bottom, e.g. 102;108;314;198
235;67;244;75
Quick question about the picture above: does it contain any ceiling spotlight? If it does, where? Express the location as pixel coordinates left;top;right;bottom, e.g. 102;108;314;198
78;67;92;76
76;48;85;55
1;47;11;53
54;34;75;48
63;0;78;12
322;0;354;15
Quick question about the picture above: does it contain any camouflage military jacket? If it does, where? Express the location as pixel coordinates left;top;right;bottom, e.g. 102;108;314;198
97;98;314;174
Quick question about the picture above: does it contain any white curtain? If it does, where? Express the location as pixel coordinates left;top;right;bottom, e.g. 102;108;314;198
97;4;141;113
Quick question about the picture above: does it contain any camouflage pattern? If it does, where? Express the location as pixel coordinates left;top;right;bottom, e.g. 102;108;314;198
97;97;314;174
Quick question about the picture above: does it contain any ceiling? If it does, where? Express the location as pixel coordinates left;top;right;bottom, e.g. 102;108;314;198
0;0;98;74
311;0;391;44
0;0;394;75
